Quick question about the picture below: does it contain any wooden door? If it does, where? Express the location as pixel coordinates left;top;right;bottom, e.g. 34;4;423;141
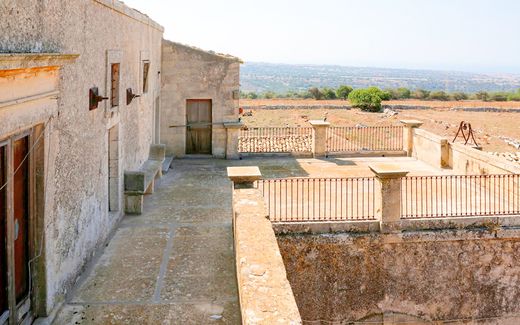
186;100;212;154
13;137;29;303
0;145;7;316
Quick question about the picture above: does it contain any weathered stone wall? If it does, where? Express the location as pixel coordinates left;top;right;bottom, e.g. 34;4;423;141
277;230;520;323
1;0;163;315
161;40;240;158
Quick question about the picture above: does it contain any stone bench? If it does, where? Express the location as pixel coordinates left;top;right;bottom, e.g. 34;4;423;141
124;144;165;214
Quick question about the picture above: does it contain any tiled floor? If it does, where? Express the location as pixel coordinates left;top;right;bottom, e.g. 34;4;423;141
54;160;240;324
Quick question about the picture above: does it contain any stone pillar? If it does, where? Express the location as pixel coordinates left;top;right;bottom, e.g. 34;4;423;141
227;166;262;189
309;120;330;158
224;121;244;160
400;120;423;157
369;164;409;233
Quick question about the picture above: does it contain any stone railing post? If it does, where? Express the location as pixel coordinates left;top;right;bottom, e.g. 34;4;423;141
370;164;409;233
309;120;330;158
400;120;423;157
224;121;244;160
227;166;262;189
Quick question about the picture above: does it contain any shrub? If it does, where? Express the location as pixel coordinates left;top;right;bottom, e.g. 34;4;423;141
394;87;411;99
451;92;468;101
475;91;490;101
246;92;258;99
308;87;323;100
348;87;384;112
412;89;430;100
507;92;520;101
262;91;276;99
490;92;508;101
336;85;353;100
428;91;449;101
322;87;337;100
379;90;392;101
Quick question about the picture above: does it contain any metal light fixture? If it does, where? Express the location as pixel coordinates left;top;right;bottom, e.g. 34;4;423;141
126;88;141;105
89;87;108;111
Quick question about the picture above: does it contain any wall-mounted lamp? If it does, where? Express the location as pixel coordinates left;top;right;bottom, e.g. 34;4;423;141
126;88;141;105
89;87;108;111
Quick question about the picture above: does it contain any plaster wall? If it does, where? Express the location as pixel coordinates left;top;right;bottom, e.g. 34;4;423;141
278;229;520;323
0;0;163;315
161;40;240;158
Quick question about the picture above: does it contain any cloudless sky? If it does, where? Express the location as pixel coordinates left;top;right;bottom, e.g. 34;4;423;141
124;0;520;74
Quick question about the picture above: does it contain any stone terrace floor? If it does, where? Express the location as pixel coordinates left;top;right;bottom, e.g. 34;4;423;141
53;156;445;324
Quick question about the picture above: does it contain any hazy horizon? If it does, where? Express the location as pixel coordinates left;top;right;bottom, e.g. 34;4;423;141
123;0;520;75
243;61;520;77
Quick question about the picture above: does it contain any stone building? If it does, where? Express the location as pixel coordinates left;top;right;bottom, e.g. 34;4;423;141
0;1;241;323
161;40;242;158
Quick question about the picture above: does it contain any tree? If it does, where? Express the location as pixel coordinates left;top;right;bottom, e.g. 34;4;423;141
396;87;411;99
348;87;384;112
336;85;353;100
475;91;490;101
451;92;468;101
507;91;520;101
308;87;323;100
262;91;276;99
412;89;430;100
490;92;508;101
246;92;258;99
322;88;337;100
428;91;449;101
379;90;392;101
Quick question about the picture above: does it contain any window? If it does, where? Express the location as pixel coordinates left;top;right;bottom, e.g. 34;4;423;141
142;61;150;94
140;51;150;96
105;50;122;116
110;63;120;108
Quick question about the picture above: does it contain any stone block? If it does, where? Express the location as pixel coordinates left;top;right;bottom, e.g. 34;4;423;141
149;144;166;161
125;194;144;215
124;171;146;193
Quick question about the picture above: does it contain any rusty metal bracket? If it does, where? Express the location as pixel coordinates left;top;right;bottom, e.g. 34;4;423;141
452;121;479;146
126;88;141;105
89;87;108;111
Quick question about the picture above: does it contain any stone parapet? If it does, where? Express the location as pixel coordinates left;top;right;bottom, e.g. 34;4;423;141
233;188;302;325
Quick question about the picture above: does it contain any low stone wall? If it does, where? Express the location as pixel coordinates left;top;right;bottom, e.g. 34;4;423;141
412;128;449;169
238;135;312;153
449;142;520;175
277;228;520;323
411;126;520;174
383;104;432;110
241;104;351;110
233;188;302;324
451;107;520;113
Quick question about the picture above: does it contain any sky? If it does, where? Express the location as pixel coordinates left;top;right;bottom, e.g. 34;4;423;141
124;0;520;74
